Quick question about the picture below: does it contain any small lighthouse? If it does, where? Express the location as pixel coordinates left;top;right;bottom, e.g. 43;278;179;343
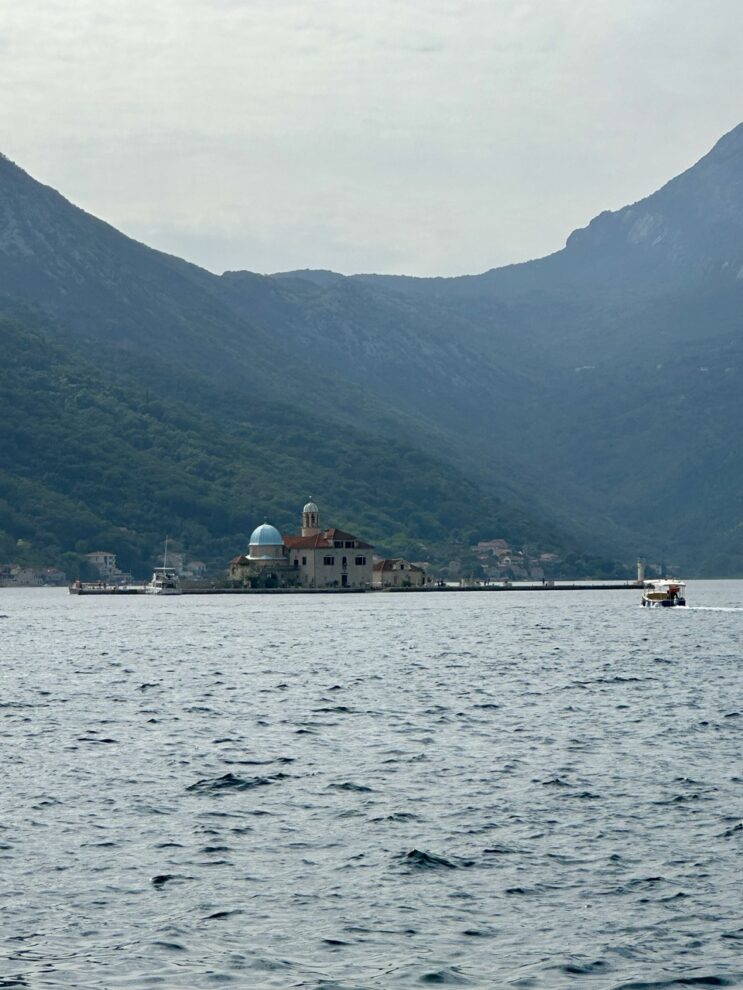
636;558;646;583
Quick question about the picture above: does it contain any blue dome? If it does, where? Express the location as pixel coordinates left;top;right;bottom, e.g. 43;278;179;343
249;523;283;546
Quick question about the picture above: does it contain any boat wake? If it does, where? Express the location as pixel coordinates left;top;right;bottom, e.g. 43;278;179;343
681;606;743;612
639;605;743;612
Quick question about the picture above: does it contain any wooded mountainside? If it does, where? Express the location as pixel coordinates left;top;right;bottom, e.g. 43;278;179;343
1;126;741;577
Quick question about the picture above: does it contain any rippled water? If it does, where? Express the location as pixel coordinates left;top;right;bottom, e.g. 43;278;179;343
1;583;741;989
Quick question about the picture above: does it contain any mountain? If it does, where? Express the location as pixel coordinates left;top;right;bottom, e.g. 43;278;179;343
270;126;743;572
1;125;742;576
0;156;581;578
1;315;576;578
357;122;743;302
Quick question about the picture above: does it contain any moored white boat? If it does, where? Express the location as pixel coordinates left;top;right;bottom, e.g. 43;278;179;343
145;537;182;595
641;579;686;607
145;567;181;595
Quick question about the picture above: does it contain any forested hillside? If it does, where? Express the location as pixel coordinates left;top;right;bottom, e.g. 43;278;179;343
0;318;580;578
1;125;742;576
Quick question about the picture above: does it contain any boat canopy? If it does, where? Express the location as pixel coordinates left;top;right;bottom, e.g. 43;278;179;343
643;579;686;590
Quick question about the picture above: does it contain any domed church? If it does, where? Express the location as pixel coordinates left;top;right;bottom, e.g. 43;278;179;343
228;502;374;589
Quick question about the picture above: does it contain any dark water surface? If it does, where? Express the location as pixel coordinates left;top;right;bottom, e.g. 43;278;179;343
1;584;741;989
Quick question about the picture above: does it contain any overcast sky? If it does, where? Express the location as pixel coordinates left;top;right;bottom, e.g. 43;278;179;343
1;0;742;276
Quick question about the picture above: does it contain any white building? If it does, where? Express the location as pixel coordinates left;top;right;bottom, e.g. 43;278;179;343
229;502;373;589
84;551;127;582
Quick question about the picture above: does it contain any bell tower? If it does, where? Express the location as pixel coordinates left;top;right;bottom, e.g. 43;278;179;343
302;500;320;537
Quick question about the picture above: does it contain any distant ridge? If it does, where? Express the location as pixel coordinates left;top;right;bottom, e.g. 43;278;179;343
2;125;742;574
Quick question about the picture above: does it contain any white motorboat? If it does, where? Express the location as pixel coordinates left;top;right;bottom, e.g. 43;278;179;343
145;567;181;595
641;579;686;607
146;537;182;595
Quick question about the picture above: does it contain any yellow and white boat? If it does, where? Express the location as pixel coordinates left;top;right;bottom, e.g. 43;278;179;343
641;579;686;608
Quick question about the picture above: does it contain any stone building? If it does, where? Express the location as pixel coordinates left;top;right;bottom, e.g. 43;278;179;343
229;502;374;589
84;551;129;583
373;558;427;588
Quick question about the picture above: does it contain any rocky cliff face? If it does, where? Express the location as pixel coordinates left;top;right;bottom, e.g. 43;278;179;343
561;122;743;286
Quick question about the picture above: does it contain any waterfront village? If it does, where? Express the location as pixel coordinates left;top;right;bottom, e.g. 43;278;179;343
0;500;586;590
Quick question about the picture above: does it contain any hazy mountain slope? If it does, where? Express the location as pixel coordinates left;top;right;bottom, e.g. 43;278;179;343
1;316;576;576
213;271;614;554
343;123;743;374
0;150;571;564
2;124;742;574
0;152;319;412
274;126;743;572
356;122;743;304
0;152;534;458
217;269;544;438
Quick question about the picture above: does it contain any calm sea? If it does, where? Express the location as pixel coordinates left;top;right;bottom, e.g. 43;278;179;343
1;583;741;989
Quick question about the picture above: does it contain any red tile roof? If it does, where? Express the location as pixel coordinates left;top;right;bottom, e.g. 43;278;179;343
283;528;373;551
284;534;332;549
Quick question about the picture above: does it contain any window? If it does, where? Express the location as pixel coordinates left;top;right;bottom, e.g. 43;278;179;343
355;556;366;566
302;556;307;566
344;541;355;548
334;541;343;548
323;556;335;566
293;559;299;569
